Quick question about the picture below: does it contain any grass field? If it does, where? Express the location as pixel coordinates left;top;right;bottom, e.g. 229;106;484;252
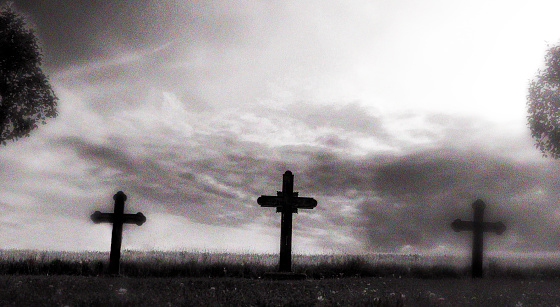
1;249;560;279
2;250;560;305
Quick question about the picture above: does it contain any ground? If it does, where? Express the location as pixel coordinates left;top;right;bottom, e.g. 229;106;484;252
1;275;559;306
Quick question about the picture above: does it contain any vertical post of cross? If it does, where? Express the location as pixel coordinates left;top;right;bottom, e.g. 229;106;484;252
471;200;485;278
279;171;294;272
108;191;126;275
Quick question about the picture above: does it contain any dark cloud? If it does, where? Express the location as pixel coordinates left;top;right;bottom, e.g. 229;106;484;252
54;136;294;227
10;0;147;68
65;137;139;174
298;148;560;252
372;152;538;200
10;0;251;70
300;151;377;195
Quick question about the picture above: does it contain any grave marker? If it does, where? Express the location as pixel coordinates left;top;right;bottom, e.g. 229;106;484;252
451;199;505;278
91;191;146;275
258;171;317;275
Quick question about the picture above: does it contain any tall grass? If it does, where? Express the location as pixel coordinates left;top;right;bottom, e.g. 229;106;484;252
0;249;559;279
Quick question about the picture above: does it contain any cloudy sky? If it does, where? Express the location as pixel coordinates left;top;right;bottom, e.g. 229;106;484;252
3;0;560;255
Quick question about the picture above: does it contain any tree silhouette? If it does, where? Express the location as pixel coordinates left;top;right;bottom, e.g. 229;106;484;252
527;44;560;158
0;6;57;145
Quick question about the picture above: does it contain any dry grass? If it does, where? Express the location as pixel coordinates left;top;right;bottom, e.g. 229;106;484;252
0;249;559;279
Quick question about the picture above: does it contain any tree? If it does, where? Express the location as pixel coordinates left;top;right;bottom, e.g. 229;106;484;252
527;44;560;159
0;6;57;145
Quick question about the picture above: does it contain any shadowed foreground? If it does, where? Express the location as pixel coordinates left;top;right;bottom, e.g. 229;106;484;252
1;275;559;306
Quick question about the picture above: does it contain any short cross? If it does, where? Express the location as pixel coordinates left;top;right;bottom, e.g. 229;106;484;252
451;199;505;278
258;171;317;272
91;191;146;275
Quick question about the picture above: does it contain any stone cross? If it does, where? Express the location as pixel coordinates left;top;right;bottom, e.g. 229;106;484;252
258;171;317;272
451;199;505;278
91;191;146;275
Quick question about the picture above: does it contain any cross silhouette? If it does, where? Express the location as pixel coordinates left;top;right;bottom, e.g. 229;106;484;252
258;171;317;273
91;191;146;275
451;199;505;278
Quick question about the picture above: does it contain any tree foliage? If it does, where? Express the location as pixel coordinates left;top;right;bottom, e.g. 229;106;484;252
0;6;57;145
527;44;560;159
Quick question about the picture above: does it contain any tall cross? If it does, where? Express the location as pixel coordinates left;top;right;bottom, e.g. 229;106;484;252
91;191;146;275
258;171;317;272
451;199;505;278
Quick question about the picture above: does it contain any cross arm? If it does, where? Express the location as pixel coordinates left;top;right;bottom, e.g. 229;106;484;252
90;211;146;226
257;196;317;208
451;219;473;232
292;197;317;209
91;211;114;224
451;219;506;234
257;196;282;207
485;221;506;235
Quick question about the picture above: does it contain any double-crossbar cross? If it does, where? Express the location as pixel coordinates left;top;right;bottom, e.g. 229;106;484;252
451;199;505;278
91;191;146;275
258;171;317;272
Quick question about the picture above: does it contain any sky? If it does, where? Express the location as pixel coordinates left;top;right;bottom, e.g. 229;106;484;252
2;0;560;256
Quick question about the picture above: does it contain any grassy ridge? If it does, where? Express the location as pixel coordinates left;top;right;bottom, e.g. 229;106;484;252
1;250;560;279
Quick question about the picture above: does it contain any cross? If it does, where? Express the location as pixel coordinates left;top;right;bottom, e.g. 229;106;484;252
451;199;505;278
90;191;146;275
258;171;317;272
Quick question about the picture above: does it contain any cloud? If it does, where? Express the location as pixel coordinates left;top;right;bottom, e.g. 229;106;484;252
2;72;549;253
0;82;555;253
303;149;560;253
12;0;253;67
